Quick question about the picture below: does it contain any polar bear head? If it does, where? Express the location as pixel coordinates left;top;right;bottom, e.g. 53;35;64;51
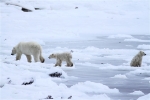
48;54;56;59
139;51;146;56
11;47;16;55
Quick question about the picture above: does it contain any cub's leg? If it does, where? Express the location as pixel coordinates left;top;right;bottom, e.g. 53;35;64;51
55;59;61;67
66;58;73;67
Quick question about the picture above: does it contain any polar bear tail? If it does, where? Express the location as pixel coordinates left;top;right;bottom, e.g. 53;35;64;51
40;51;45;63
40;55;45;63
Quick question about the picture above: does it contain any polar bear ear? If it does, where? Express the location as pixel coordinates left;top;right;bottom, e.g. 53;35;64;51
139;51;142;54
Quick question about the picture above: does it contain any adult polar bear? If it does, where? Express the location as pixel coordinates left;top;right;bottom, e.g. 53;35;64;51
11;41;45;63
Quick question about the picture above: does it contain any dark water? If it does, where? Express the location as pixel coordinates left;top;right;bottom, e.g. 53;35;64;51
46;35;150;100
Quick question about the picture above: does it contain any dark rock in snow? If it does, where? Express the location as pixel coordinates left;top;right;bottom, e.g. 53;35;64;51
22;80;34;85
68;96;72;99
49;72;62;77
22;8;32;12
75;7;78;9
45;95;53;99
35;8;43;10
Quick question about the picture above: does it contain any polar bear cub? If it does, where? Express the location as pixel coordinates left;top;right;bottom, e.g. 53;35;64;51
11;41;45;63
48;52;73;67
130;51;146;67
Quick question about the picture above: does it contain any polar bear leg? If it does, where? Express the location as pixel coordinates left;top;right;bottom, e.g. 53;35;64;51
139;58;142;67
16;53;22;61
33;54;40;62
26;55;32;62
138;61;141;67
66;58;73;67
59;60;62;66
139;63;141;67
55;59;62;67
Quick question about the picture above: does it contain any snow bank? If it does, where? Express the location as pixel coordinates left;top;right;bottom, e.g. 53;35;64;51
0;59;70;85
111;74;127;79
137;44;150;50
0;78;11;88
129;91;145;95
0;61;113;100
70;81;120;94
137;93;150;100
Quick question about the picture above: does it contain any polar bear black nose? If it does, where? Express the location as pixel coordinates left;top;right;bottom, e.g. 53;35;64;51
11;54;13;55
145;54;146;55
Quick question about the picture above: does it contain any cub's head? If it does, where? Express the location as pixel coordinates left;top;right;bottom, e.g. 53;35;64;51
48;54;56;59
139;51;146;56
11;47;16;55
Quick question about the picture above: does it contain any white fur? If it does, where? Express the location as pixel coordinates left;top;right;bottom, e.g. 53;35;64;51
48;52;73;67
130;51;146;67
11;41;45;63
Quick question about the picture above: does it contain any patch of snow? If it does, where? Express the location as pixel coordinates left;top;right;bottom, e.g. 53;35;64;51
111;74;127;79
124;38;150;42
108;34;133;39
143;77;150;80
0;78;11;87
70;81;120;94
130;91;145;95
137;44;150;50
137;93;150;100
126;45;133;47
91;94;111;100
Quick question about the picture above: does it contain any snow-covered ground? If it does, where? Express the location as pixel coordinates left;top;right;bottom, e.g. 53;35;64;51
0;0;150;100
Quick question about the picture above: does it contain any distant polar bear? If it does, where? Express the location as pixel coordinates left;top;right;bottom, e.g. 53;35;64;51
48;52;73;67
11;41;45;63
130;51;146;67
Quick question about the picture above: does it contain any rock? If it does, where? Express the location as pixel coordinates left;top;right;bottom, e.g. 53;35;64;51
22;8;32;12
68;96;72;99
22;80;34;85
49;72;62;77
75;7;78;9
45;95;53;99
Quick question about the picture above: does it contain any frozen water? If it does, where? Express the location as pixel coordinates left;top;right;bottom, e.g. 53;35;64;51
56;36;150;100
